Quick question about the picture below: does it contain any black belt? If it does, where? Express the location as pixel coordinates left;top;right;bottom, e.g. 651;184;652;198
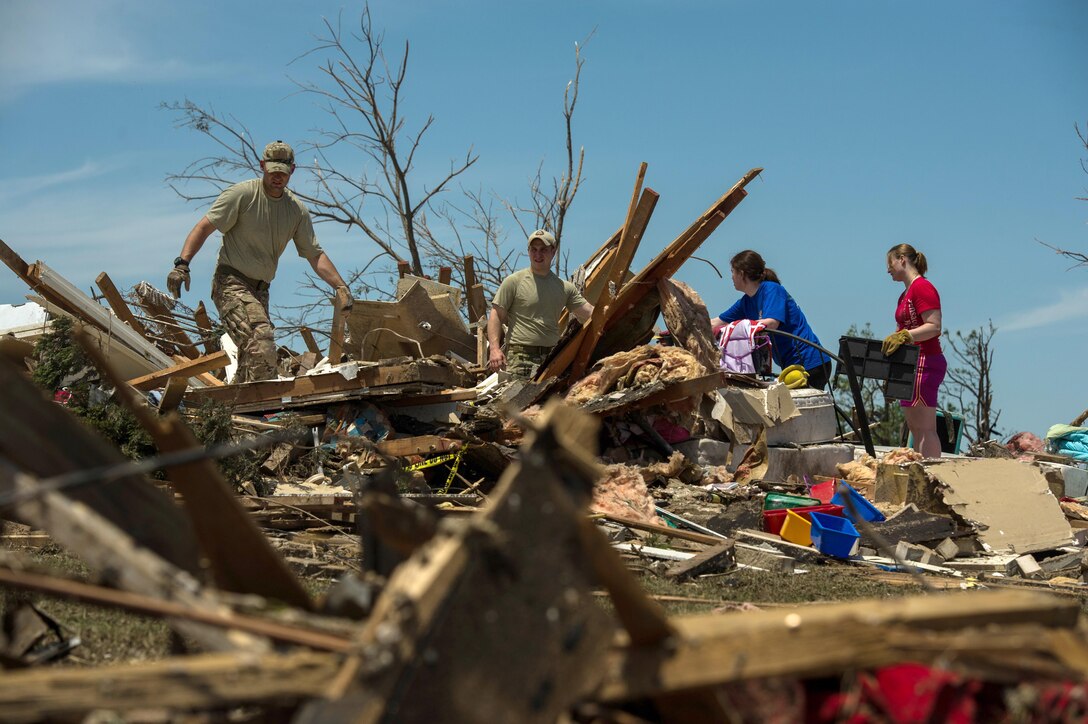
216;265;270;292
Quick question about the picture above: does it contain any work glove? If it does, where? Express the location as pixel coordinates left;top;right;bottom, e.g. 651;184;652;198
334;285;353;313
881;329;913;356
777;364;809;389
166;263;190;298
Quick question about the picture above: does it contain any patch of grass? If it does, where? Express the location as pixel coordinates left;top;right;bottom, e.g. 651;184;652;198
630;564;924;616
1;548;174;666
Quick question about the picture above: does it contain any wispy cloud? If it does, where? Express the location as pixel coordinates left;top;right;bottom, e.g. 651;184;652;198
0;1;227;101
1;161;116;198
1000;287;1088;332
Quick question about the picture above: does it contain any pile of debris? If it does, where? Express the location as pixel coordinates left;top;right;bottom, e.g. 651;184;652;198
2;167;1088;721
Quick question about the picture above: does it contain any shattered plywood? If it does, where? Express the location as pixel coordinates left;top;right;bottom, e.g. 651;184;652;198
396;274;463;308
184;358;466;413
928;458;1074;554
345;281;474;361
658;278;718;373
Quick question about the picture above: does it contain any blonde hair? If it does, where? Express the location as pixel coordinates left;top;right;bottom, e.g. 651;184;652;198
887;243;928;277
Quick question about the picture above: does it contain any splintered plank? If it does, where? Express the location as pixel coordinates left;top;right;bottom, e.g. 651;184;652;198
375;435;462;457
126;350;229;390
328;288;352;363
0;464;258;654
570;168;655;379
537;168;760;383
157;376;189;413
193;301;220;356
599;590;1087;702
299;326;322;355
0;649;339;719
312;401;661;723
0;356;202;574
76;329;313;611
185;362;459;409
95;272;151;339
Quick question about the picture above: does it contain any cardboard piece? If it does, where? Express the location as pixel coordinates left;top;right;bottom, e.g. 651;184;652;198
714;384;800;443
396;275;462;308
345;282;474;361
928;458;1074;554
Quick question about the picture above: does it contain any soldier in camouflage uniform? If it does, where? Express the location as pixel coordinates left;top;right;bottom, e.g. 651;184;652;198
488;229;594;380
168;141;352;382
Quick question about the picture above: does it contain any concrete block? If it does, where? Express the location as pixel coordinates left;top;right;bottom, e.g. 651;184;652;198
895;541;940;566
675;438;733;467
934;537;960;562
1015;554;1043;579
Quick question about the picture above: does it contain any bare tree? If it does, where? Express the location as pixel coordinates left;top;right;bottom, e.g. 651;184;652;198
163;7;592;344
1035;121;1088;269
943;321;1001;445
498;32;594;277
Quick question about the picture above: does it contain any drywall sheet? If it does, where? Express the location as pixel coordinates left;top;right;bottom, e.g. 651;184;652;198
929;458;1073;554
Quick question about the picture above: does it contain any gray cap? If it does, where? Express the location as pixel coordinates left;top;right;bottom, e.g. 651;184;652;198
528;228;557;248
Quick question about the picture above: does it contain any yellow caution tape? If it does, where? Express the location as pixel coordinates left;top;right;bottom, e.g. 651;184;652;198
403;446;466;494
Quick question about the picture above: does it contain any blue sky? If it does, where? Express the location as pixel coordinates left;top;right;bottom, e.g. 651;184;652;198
1;0;1086;439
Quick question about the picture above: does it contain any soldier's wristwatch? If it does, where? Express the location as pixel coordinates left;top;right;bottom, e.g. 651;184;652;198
173;256;190;267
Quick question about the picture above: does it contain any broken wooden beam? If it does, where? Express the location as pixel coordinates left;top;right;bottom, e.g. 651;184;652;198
0;649;340;719
536;169;760;383
94;272;151;339
157;376;189;413
375;435;463;457
126;350;229;391
77;329;314;611
598;590;1087;703
299;326;322;355
192;301;220;356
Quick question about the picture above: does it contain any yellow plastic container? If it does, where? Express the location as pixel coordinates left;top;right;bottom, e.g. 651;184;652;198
780;509;813;547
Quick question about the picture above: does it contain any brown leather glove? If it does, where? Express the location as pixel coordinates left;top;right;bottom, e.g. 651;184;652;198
334;285;353;313
166;264;190;298
881;329;913;356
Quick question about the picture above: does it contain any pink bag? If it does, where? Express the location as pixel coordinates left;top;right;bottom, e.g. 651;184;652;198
719;320;771;374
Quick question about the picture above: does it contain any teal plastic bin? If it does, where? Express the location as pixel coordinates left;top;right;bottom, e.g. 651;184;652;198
810;511;860;558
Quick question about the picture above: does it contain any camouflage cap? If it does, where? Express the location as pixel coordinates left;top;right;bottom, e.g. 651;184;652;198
262;140;295;174
527;228;557;248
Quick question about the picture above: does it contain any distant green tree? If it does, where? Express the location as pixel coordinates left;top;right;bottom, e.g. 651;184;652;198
832;323;906;446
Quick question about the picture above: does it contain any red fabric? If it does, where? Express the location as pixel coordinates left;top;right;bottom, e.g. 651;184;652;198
895;277;942;355
807;664;1088;723
650;416;691;444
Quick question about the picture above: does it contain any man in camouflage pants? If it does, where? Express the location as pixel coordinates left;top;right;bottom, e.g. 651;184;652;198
488;229;593;380
168;141;352;382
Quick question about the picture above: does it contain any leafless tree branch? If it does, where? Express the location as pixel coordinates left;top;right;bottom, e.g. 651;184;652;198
943;321;1001;445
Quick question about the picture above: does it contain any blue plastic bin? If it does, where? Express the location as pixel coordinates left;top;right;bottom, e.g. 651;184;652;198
831;482;886;524
809;511;860;558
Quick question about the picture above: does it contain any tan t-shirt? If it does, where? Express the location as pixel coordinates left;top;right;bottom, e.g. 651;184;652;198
492;267;588;347
206;178;323;282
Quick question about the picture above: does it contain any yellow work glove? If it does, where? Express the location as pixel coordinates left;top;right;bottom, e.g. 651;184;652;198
777;364;809;389
881;329;913;356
